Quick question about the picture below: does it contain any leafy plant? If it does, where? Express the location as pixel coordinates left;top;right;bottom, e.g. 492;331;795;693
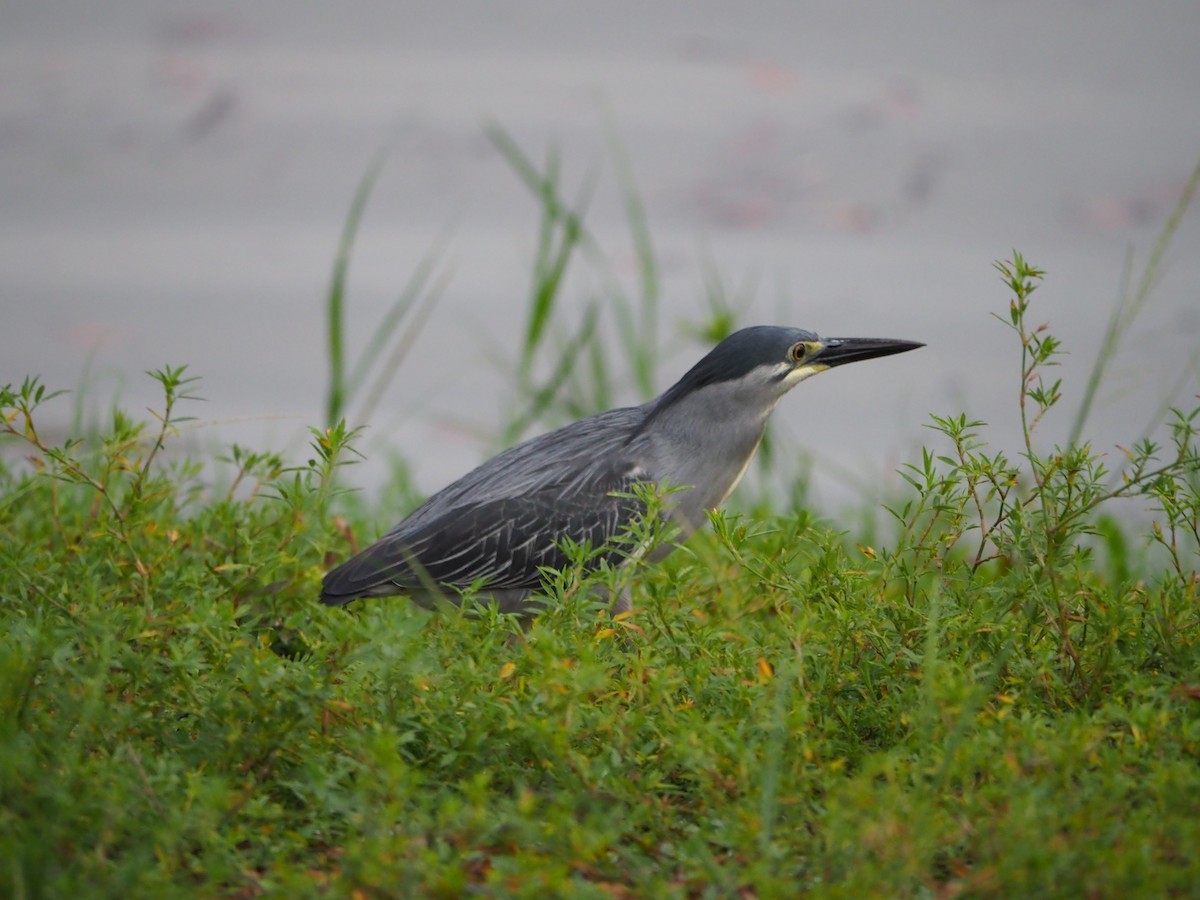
882;252;1200;702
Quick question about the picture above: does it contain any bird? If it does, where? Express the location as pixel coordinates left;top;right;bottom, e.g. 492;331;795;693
320;325;922;618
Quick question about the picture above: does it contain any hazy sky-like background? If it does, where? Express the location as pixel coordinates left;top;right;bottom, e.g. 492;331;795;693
3;1;1199;510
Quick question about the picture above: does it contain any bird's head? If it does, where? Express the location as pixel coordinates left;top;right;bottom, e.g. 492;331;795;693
651;325;924;422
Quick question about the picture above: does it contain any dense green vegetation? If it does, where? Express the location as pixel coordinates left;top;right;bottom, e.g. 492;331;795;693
4;248;1199;897
4;142;1200;896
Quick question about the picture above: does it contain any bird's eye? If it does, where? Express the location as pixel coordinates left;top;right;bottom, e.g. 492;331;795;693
790;343;806;362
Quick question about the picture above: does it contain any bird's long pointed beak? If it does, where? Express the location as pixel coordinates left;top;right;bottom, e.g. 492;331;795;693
814;336;925;368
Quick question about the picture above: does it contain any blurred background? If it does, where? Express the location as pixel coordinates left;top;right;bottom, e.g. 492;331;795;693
3;1;1199;511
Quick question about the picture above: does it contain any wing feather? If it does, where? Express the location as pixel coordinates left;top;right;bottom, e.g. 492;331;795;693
320;406;654;604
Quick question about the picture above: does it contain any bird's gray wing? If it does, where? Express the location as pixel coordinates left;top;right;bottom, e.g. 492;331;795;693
320;407;654;604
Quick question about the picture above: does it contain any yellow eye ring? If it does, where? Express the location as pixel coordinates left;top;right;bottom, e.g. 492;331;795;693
790;342;807;362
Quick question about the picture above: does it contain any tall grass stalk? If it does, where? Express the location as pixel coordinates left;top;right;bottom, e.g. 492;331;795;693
325;153;384;426
323;153;448;428
1069;157;1200;448
485;123;674;446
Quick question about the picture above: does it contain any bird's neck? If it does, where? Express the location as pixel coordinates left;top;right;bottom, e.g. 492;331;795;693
643;384;775;512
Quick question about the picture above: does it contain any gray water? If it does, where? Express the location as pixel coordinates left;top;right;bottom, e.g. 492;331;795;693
3;1;1199;511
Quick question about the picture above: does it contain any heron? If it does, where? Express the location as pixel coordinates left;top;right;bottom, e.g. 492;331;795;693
320;326;922;618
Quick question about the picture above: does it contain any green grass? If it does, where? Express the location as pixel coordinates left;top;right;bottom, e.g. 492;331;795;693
4;146;1200;897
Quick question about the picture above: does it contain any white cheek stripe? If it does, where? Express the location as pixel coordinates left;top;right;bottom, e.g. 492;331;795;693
785;363;829;386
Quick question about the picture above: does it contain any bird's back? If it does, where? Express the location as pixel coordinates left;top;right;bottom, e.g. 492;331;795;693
319;404;654;606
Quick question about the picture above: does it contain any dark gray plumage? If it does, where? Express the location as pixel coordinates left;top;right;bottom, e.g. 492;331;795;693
320;325;922;615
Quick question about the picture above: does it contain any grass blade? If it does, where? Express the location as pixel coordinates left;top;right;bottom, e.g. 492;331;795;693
325;151;388;427
354;264;453;425
606;118;660;397
500;304;601;445
1069;157;1200;446
344;233;451;408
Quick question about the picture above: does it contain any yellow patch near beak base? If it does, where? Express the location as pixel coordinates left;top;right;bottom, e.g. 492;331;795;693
787;362;830;385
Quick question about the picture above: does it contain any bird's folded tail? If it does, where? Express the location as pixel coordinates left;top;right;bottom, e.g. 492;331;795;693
319;538;424;607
